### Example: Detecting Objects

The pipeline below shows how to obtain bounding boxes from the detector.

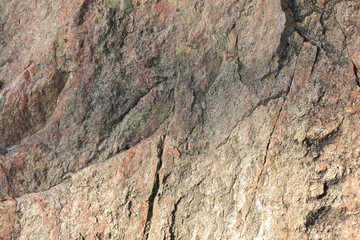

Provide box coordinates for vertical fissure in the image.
[142,136,165,240]
[169,197,183,240]
[241,0,306,234]
[310,47,320,75]
[353,62,360,87]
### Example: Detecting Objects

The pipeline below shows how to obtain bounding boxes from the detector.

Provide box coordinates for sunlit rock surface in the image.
[0,0,359,239]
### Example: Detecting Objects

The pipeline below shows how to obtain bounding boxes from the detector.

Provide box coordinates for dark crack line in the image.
[218,0,313,150]
[304,117,344,160]
[142,135,165,240]
[241,98,284,236]
[305,206,331,231]
[216,88,288,149]
[216,31,306,150]
[310,46,320,75]
[169,197,183,240]
[353,62,360,87]
[241,38,304,235]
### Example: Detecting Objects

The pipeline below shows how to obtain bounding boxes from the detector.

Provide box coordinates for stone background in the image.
[0,0,359,239]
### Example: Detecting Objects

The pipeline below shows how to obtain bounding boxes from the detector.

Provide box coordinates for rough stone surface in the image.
[0,0,359,239]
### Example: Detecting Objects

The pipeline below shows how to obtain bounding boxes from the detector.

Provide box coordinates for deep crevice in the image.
[142,136,165,240]
[74,0,93,26]
[311,47,321,75]
[278,0,297,71]
[303,118,343,155]
[305,206,331,231]
[353,62,360,87]
[169,197,183,240]
[278,0,319,74]
[316,183,328,200]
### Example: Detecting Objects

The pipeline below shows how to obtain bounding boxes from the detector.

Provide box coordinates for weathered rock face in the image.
[0,0,359,239]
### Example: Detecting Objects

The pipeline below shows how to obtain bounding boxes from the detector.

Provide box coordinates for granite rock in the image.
[0,0,359,239]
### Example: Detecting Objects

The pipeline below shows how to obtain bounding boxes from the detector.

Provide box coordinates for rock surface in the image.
[0,0,359,239]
